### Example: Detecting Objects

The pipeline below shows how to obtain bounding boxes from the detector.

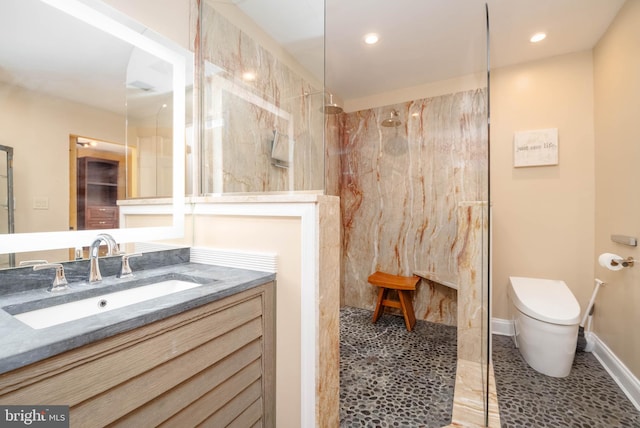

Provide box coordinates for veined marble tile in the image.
[198,3,325,193]
[325,114,342,197]
[340,90,488,325]
[457,202,490,362]
[317,196,341,427]
[450,359,501,428]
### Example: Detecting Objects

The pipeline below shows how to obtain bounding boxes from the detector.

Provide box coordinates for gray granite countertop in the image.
[0,261,275,374]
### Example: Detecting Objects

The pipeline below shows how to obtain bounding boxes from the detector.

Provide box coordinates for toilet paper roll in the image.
[598,252,624,271]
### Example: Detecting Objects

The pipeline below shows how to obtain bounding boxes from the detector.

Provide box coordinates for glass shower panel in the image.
[478,3,490,426]
[480,4,491,424]
[483,3,491,422]
[198,0,325,194]
[450,1,490,421]
[326,0,490,424]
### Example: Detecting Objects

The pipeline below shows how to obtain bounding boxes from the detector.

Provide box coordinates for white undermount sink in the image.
[13,280,202,330]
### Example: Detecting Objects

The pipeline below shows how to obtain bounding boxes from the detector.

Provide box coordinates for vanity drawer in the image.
[86,207,118,228]
[87,207,117,219]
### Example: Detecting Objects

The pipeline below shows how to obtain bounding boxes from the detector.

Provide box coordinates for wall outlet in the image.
[33,197,49,210]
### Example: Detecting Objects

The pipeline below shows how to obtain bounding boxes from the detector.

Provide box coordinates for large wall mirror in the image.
[0,0,189,264]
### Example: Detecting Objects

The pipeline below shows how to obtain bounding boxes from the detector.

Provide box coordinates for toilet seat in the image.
[509,276,580,325]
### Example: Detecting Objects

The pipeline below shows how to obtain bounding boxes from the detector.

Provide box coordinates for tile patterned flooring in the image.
[493,334,640,427]
[340,306,640,427]
[340,306,457,427]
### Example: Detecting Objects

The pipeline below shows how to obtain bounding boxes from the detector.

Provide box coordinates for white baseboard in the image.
[589,332,640,412]
[492,317,640,411]
[492,317,514,336]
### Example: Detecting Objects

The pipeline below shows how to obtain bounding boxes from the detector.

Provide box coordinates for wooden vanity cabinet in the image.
[0,281,275,427]
[77,157,119,230]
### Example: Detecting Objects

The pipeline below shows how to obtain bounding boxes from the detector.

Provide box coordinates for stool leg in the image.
[372,287,387,323]
[398,290,416,331]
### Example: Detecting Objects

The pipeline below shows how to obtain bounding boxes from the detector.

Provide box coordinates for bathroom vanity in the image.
[0,250,275,427]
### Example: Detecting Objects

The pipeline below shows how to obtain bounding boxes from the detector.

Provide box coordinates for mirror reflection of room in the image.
[0,0,176,241]
[0,0,190,268]
[72,137,129,231]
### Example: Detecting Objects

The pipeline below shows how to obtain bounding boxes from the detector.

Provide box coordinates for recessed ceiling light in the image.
[530,32,546,43]
[364,33,379,45]
[242,71,257,81]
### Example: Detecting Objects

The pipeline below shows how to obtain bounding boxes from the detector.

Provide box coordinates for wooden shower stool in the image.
[368,271,420,331]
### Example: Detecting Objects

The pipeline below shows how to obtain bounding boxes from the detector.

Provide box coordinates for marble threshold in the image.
[445,359,501,428]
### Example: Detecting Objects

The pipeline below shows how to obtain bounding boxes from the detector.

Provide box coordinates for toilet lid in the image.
[509,276,581,325]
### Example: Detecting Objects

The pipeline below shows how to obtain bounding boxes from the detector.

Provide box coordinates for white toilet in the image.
[508,276,581,377]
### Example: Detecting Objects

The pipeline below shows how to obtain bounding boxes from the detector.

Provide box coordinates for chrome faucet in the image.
[88,233,119,282]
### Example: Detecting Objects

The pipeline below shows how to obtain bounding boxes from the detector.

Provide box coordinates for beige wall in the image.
[491,51,596,319]
[192,214,302,428]
[593,0,640,378]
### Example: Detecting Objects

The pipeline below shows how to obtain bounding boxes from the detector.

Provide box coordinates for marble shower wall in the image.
[340,89,488,325]
[325,113,342,197]
[199,3,325,193]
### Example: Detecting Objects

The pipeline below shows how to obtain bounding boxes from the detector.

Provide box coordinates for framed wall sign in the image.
[513,128,558,167]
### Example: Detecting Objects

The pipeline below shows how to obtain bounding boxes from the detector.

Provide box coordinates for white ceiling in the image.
[0,0,627,116]
[238,0,627,102]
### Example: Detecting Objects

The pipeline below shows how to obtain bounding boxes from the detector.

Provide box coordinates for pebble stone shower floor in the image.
[339,306,640,427]
[340,306,457,427]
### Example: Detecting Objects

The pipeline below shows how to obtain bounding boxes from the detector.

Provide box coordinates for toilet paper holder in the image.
[611,256,635,268]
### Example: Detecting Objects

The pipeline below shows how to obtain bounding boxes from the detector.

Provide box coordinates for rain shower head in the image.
[324,103,344,114]
[322,93,343,115]
[381,109,401,127]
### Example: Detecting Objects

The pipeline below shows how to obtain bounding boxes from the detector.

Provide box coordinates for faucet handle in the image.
[117,253,142,279]
[33,263,69,292]
[109,243,122,256]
